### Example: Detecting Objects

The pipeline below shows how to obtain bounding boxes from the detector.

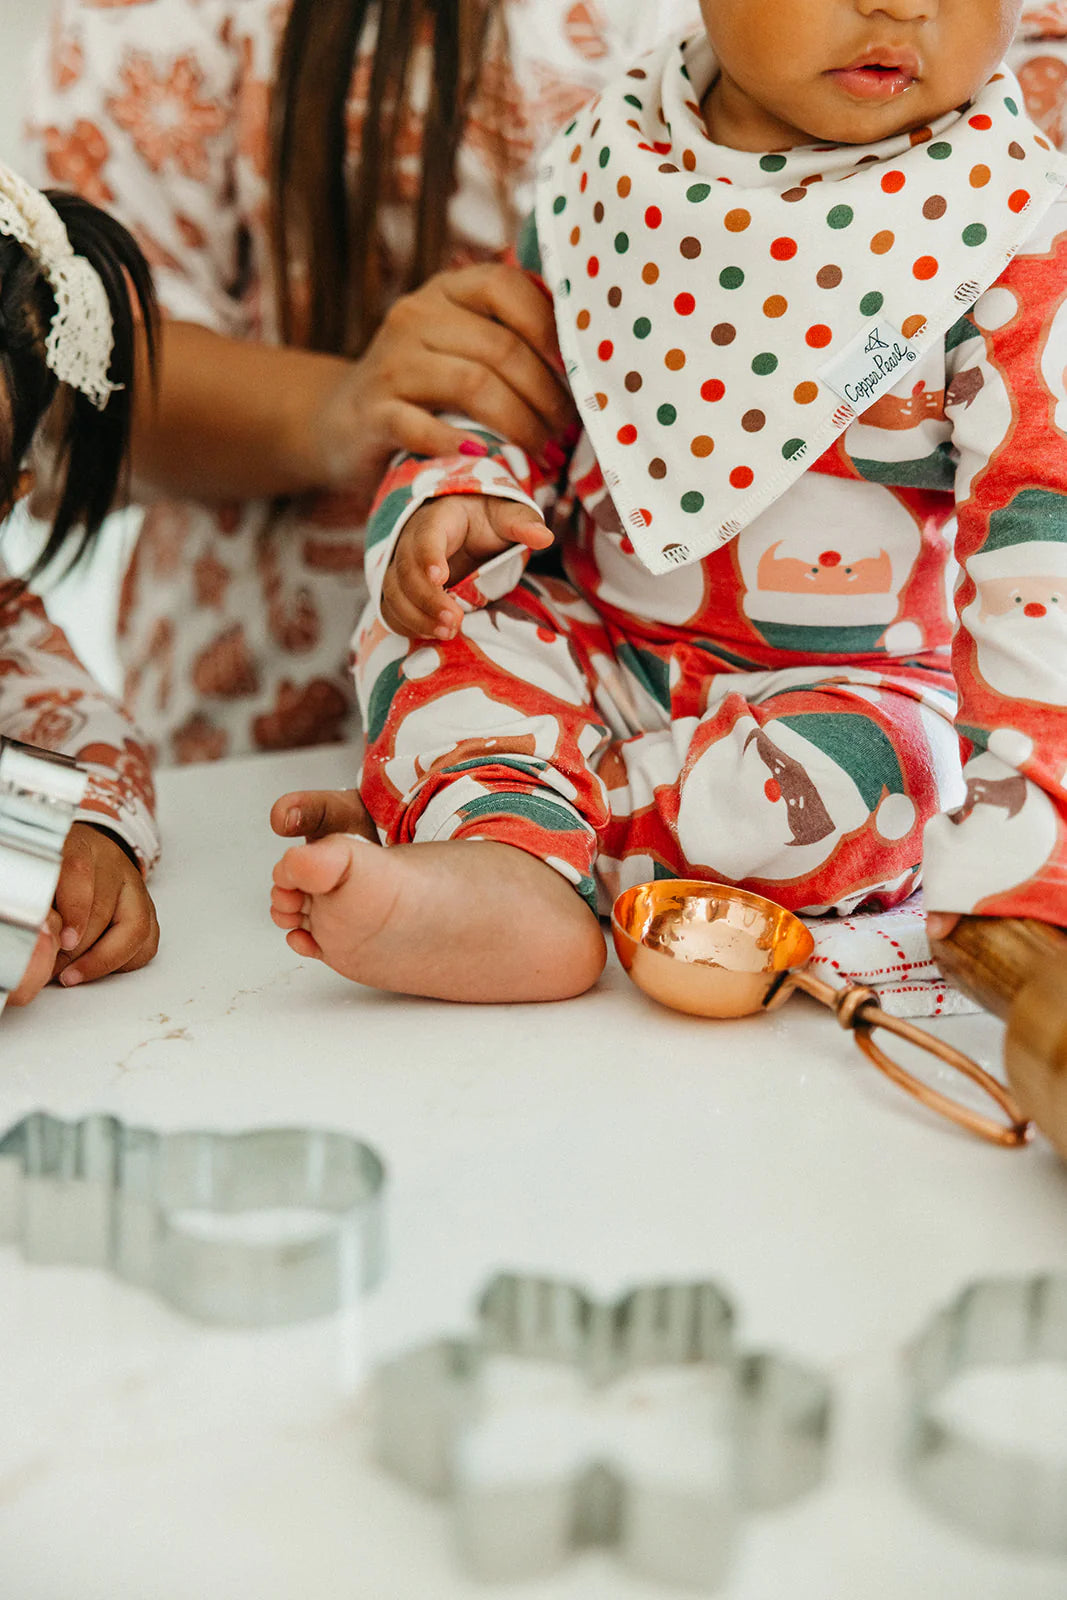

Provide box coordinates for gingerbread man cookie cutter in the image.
[0,737,88,1015]
[0,1112,387,1324]
[904,1274,1067,1557]
[376,1272,831,1590]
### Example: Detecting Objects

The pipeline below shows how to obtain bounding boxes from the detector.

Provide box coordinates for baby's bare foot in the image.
[270,788,379,843]
[270,836,605,1002]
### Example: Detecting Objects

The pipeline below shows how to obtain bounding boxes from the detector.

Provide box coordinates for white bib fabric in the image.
[536,38,1067,575]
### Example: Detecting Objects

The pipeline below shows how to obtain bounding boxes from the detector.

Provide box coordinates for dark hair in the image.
[0,188,158,582]
[270,0,499,358]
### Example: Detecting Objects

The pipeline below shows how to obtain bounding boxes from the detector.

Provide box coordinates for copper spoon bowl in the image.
[612,880,1032,1149]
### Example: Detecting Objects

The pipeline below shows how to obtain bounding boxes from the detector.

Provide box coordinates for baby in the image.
[272,0,1067,1003]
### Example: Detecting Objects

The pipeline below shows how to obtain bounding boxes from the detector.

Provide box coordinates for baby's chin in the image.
[776,88,974,150]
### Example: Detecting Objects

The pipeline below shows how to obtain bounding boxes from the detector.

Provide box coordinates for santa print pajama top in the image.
[356,63,1067,926]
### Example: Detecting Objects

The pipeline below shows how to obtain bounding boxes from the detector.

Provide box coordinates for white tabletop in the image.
[0,745,1065,1600]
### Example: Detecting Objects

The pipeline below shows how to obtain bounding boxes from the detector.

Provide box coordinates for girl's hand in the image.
[299,264,575,510]
[50,824,160,990]
[381,495,553,639]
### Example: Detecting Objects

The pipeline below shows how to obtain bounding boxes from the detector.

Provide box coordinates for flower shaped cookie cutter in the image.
[904,1274,1067,1556]
[0,1112,387,1324]
[0,737,88,1016]
[376,1272,832,1590]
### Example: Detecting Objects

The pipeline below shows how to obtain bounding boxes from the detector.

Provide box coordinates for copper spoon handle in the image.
[787,970,1033,1149]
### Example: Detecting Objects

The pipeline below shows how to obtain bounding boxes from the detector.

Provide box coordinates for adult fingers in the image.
[271,789,376,842]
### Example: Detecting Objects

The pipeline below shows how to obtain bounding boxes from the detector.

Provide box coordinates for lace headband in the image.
[0,163,116,411]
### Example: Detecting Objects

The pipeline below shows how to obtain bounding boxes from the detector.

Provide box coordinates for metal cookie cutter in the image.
[0,737,88,1015]
[376,1273,831,1590]
[0,1112,386,1325]
[904,1275,1067,1556]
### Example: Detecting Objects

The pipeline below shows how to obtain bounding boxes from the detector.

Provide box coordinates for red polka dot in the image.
[587,256,600,277]
[674,292,696,315]
[771,237,798,260]
[969,114,992,130]
[730,466,754,490]
[1009,189,1031,213]
[882,170,906,194]
[806,324,833,349]
[617,424,638,445]
[913,255,938,280]
[645,205,663,228]
[764,778,782,803]
[579,172,588,193]
[597,339,614,361]
[701,378,726,402]
[639,508,653,526]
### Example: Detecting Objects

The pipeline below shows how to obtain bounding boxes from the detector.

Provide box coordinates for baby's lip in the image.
[834,45,921,79]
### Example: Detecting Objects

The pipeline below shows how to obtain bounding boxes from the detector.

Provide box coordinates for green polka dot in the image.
[624,94,643,110]
[564,120,578,137]
[633,316,652,339]
[553,196,567,214]
[719,266,745,290]
[782,438,806,460]
[752,352,779,376]
[859,291,884,316]
[657,404,678,426]
[760,154,787,172]
[686,182,712,203]
[614,232,630,254]
[827,205,854,229]
[928,141,952,160]
[1005,96,1019,115]
[962,222,987,246]
[559,278,571,297]
[681,491,705,514]
[598,148,611,168]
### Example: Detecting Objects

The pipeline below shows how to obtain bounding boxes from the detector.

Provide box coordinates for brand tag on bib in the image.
[821,320,921,410]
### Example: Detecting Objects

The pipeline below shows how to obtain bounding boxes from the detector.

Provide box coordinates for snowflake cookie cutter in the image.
[0,1112,387,1325]
[904,1274,1067,1557]
[376,1272,832,1590]
[0,738,88,1016]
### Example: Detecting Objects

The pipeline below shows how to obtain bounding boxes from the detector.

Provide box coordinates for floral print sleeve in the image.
[0,581,159,872]
[25,0,245,335]
[923,208,1067,920]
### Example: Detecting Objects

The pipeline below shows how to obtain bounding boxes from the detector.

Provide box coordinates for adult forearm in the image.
[132,322,348,504]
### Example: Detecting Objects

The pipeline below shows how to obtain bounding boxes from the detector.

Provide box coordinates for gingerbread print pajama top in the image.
[23,1,1067,766]
[355,42,1067,926]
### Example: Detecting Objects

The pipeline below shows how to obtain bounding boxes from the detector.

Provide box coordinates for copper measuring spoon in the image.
[611,880,1032,1149]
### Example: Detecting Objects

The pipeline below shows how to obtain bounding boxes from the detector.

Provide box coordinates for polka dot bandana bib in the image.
[536,37,1067,575]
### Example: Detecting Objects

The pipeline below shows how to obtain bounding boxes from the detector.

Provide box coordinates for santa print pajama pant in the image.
[356,572,961,918]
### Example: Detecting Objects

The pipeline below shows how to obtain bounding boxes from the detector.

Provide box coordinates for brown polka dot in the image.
[628,67,648,79]
[902,314,927,340]
[617,176,632,198]
[794,381,819,405]
[763,294,788,318]
[576,309,591,330]
[817,264,843,288]
[590,119,601,138]
[625,371,643,392]
[923,195,947,219]
[659,163,680,174]
[801,173,823,186]
[607,286,622,308]
[691,435,715,457]
[682,149,697,170]
[680,236,702,259]
[649,457,667,479]
[871,230,895,255]
[725,208,752,232]
[570,225,581,246]
[665,348,686,371]
[711,323,737,346]
[782,187,808,202]
[593,201,605,223]
[742,410,766,433]
[1009,141,1026,160]
[642,262,660,285]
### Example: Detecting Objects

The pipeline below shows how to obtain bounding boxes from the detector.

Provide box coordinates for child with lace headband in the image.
[0,164,161,1006]
[272,0,1067,1003]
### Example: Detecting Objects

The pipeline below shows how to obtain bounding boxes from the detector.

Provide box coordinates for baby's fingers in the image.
[489,501,554,553]
[59,881,158,987]
[53,830,96,952]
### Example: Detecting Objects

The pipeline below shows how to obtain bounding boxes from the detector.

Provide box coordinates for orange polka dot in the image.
[595,392,609,410]
[763,295,788,318]
[871,230,895,255]
[794,381,819,405]
[665,348,687,371]
[569,225,581,246]
[569,144,582,164]
[913,255,938,280]
[691,435,715,457]
[724,208,752,232]
[617,176,632,197]
[682,149,697,170]
[970,164,991,188]
[902,315,927,340]
[642,262,660,285]
[806,324,833,349]
[576,309,591,330]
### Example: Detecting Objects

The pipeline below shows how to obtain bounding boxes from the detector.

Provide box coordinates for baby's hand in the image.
[381,494,553,639]
[49,823,160,991]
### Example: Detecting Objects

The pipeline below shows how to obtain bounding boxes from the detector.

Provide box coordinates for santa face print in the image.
[924,748,1060,909]
[962,494,1067,705]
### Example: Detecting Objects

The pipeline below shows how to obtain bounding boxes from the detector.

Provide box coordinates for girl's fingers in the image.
[423,299,573,436]
[399,351,553,462]
[59,887,158,987]
[444,264,570,391]
[386,401,490,464]
[53,832,95,950]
